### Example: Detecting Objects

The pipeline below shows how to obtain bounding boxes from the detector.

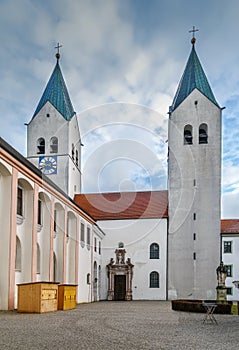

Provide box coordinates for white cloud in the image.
[222,191,239,218]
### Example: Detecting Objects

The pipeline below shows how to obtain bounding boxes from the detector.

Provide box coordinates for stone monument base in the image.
[216,286,227,304]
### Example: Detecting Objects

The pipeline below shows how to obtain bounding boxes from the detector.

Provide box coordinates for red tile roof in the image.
[74,190,168,221]
[74,191,239,233]
[221,219,239,234]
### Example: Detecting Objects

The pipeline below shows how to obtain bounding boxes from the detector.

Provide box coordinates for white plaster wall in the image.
[66,212,77,284]
[93,227,104,301]
[27,103,69,157]
[17,176,34,283]
[77,220,92,303]
[68,114,81,197]
[53,202,65,283]
[37,192,51,282]
[168,90,221,300]
[98,218,167,300]
[0,162,12,310]
[222,236,239,301]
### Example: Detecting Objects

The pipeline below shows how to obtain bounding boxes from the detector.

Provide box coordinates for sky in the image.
[1,0,239,218]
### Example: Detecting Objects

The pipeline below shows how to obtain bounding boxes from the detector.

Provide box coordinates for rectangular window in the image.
[193,233,196,241]
[54,210,57,232]
[193,213,196,220]
[224,241,232,253]
[17,187,23,216]
[99,241,101,255]
[94,238,97,252]
[193,252,196,260]
[80,223,85,242]
[38,199,42,225]
[87,227,91,249]
[226,287,233,295]
[225,265,233,277]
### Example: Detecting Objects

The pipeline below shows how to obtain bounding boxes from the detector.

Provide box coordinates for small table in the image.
[202,302,218,325]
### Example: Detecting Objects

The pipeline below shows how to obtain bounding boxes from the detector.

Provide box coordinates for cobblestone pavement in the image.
[0,301,239,350]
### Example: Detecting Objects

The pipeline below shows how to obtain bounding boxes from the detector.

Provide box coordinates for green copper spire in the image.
[32,49,75,121]
[170,39,219,112]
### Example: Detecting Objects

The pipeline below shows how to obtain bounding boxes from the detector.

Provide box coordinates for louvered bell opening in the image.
[184,130,193,145]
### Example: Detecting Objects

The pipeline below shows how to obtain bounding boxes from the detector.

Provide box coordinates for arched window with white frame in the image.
[150,243,160,259]
[149,271,160,288]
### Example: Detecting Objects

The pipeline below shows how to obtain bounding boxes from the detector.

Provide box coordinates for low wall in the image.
[171,299,232,314]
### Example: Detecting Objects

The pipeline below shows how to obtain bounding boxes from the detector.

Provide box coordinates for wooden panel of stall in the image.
[17,282,59,313]
[58,284,77,310]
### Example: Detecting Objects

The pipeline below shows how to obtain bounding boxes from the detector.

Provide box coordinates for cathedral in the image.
[1,36,239,311]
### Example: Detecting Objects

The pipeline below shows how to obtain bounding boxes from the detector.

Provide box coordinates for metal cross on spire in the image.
[55,42,62,61]
[189,26,199,45]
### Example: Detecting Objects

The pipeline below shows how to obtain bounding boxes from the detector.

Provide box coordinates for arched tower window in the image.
[150,243,160,259]
[37,138,45,154]
[149,271,159,288]
[50,137,58,153]
[184,125,193,145]
[199,123,208,144]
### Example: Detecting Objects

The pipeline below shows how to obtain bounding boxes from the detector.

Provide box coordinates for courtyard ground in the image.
[0,301,239,349]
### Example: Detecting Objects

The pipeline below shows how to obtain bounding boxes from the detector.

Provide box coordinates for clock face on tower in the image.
[39,156,57,175]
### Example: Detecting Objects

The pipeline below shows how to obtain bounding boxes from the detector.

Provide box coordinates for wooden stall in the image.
[17,282,59,313]
[58,284,77,310]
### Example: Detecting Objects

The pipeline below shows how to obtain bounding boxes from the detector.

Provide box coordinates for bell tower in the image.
[27,45,82,198]
[168,31,221,299]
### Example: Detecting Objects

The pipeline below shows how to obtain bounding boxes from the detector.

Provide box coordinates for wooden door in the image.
[114,275,126,301]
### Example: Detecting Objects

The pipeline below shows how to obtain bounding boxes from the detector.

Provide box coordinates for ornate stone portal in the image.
[107,248,134,301]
